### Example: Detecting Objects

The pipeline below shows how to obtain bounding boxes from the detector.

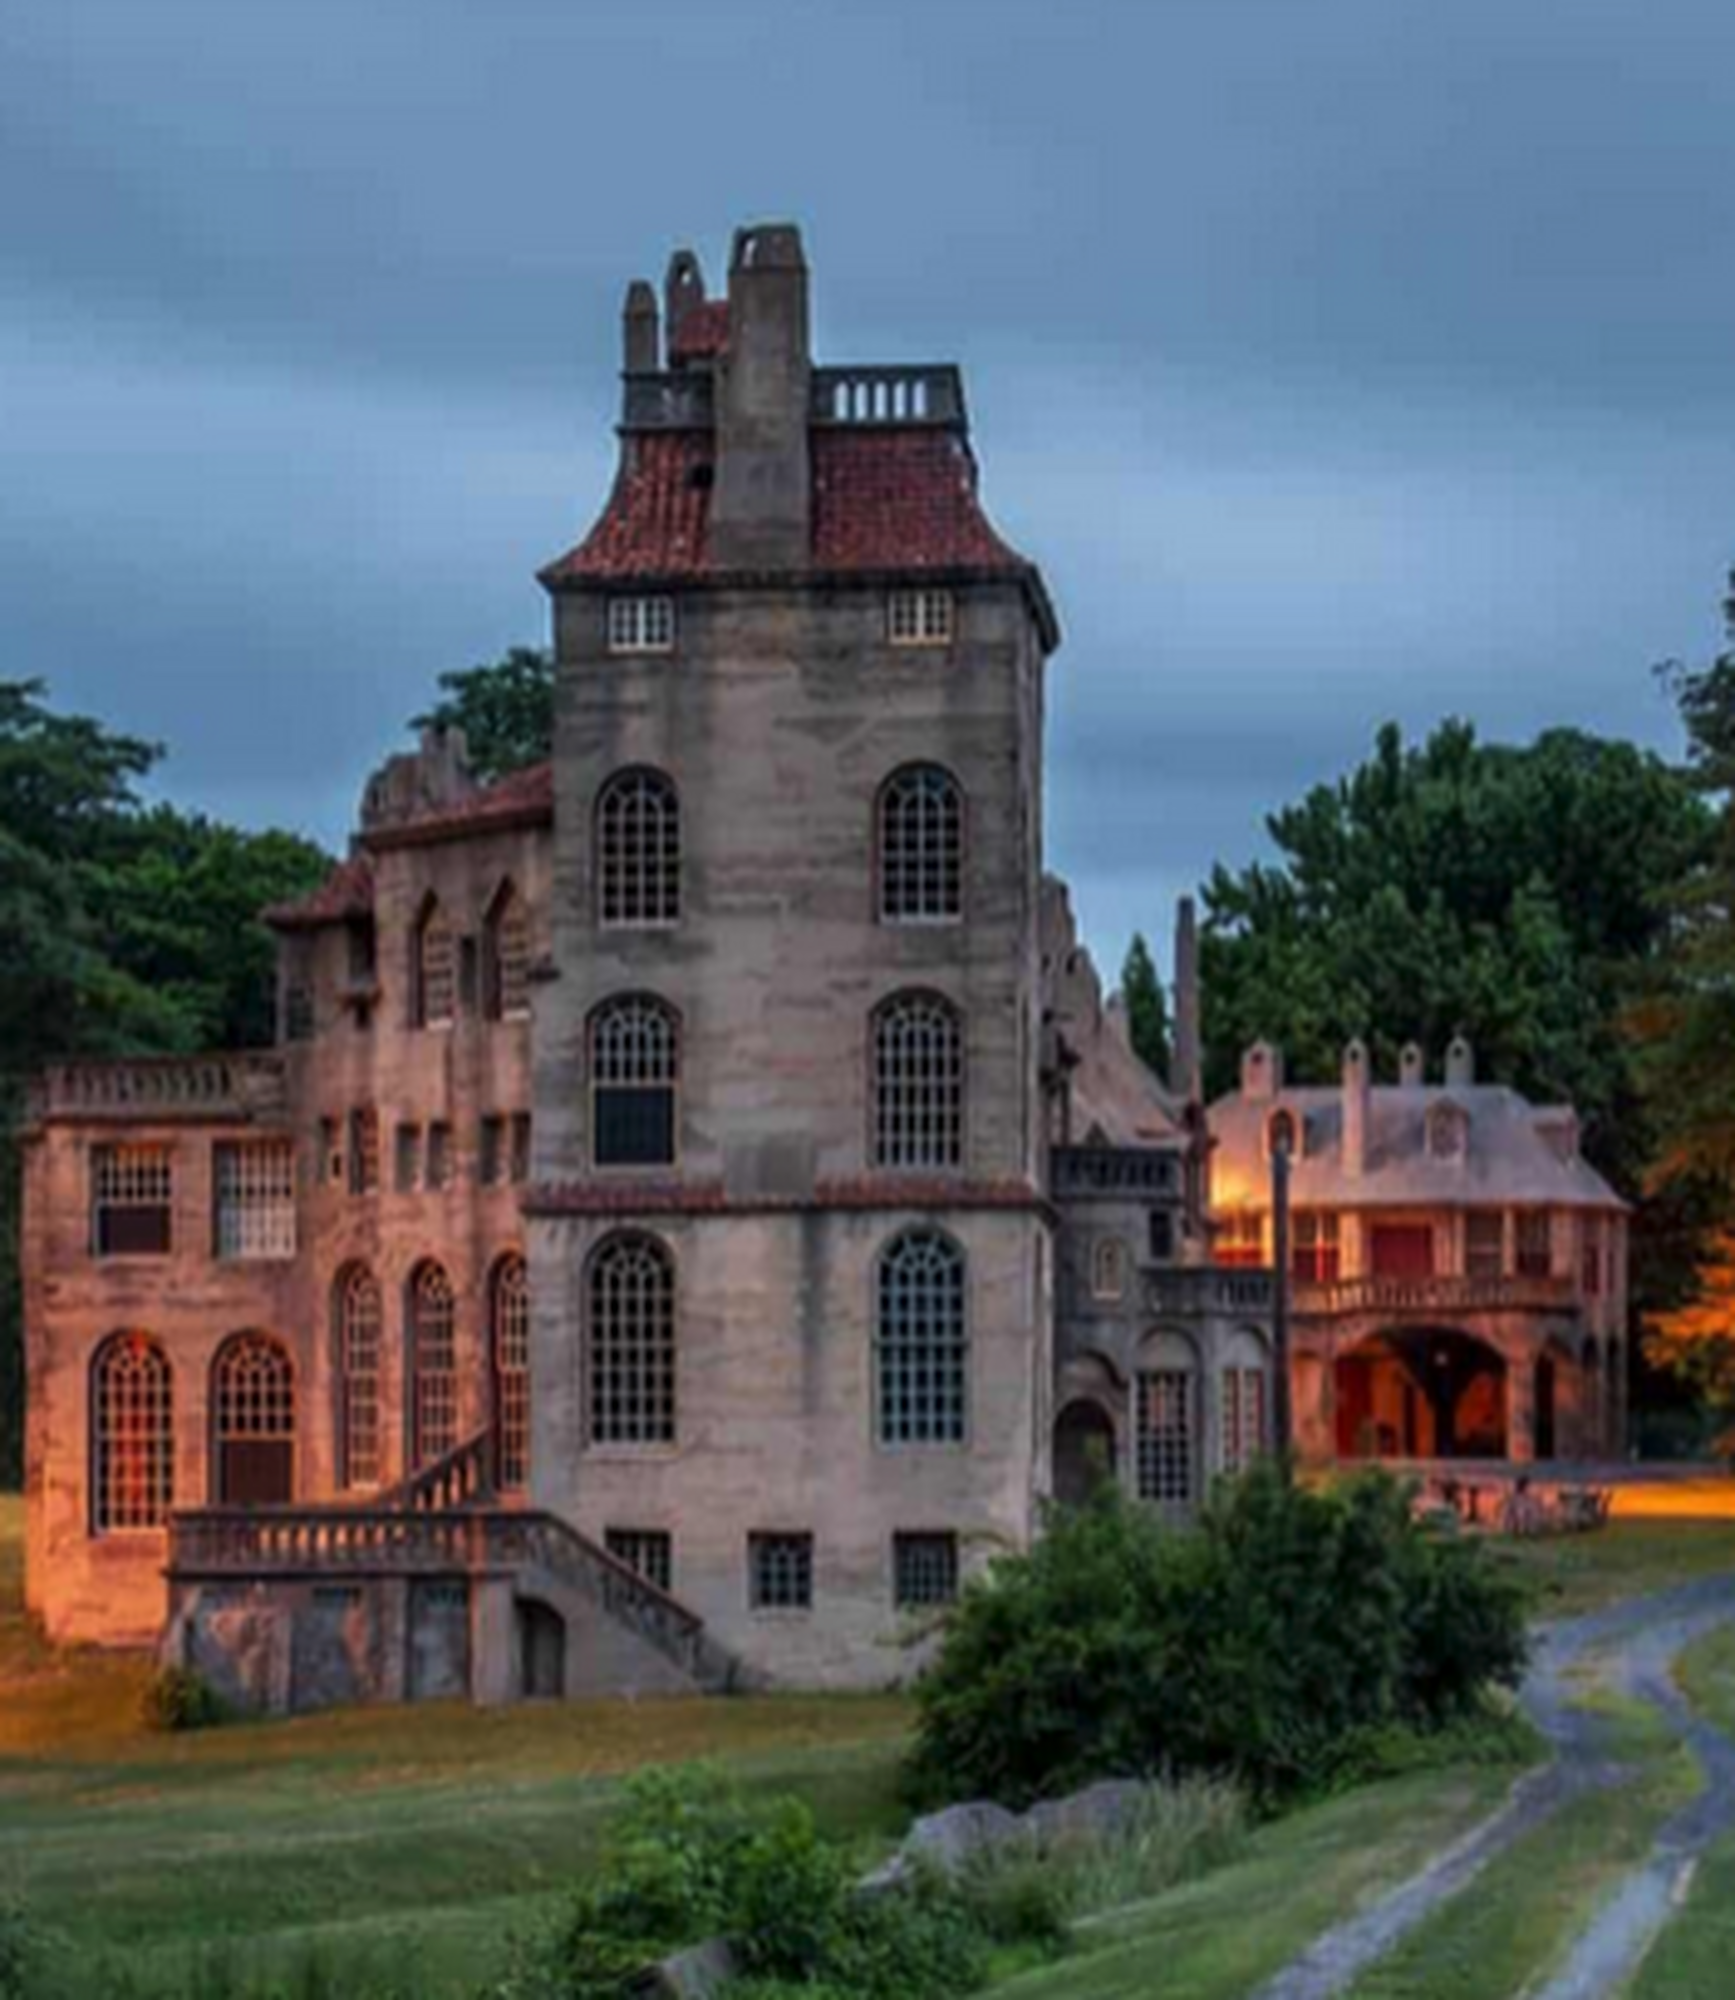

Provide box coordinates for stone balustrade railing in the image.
[812,364,966,429]
[1144,1266,1275,1317]
[1050,1145,1180,1200]
[28,1052,287,1124]
[1293,1273,1578,1317]
[386,1430,497,1513]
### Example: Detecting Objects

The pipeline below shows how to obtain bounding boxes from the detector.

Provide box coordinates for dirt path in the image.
[1249,1574,1735,2000]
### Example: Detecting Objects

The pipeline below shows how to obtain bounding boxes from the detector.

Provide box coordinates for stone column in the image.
[1508,1353,1536,1464]
[471,1577,519,1707]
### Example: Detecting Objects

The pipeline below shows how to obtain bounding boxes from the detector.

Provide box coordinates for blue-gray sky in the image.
[4,0,1732,979]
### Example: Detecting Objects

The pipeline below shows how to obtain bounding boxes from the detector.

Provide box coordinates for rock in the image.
[901,1800,1023,1873]
[639,1936,737,1998]
[1020,1779,1150,1853]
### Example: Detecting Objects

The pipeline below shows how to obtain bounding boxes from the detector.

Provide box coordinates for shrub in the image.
[907,1463,1528,1808]
[140,1664,226,1733]
[0,1895,38,2000]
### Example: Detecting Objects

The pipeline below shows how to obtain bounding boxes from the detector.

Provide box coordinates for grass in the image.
[1494,1518,1735,1619]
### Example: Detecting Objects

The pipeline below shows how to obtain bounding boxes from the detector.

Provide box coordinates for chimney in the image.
[710,222,812,570]
[1445,1035,1475,1088]
[664,249,705,356]
[1241,1041,1283,1103]
[1342,1039,1370,1178]
[1399,1042,1425,1089]
[622,279,659,376]
[1172,897,1201,1103]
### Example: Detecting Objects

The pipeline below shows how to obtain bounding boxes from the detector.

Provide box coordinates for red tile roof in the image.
[668,300,730,360]
[539,427,1042,595]
[361,759,555,851]
[263,854,375,931]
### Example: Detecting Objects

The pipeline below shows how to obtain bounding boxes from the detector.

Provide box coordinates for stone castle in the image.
[19,225,1628,1710]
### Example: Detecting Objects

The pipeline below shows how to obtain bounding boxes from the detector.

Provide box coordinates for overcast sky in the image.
[4,0,1732,980]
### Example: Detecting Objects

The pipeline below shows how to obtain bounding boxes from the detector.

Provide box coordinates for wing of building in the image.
[18,224,1622,1713]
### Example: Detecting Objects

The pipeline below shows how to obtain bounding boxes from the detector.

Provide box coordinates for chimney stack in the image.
[622,279,659,376]
[664,249,705,356]
[1445,1035,1475,1088]
[1172,897,1201,1104]
[1241,1041,1283,1103]
[1342,1039,1370,1177]
[711,222,812,570]
[1399,1042,1425,1089]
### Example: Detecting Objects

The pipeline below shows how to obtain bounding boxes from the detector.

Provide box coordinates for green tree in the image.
[412,644,554,783]
[1119,932,1172,1080]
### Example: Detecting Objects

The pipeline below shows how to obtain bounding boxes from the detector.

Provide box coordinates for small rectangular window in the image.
[1466,1212,1505,1280]
[607,595,676,654]
[91,1145,174,1257]
[1516,1210,1552,1279]
[479,1116,504,1188]
[319,1117,344,1186]
[510,1112,532,1185]
[893,1532,959,1609]
[348,1108,379,1195]
[395,1123,421,1193]
[1148,1209,1176,1264]
[213,1141,297,1260]
[426,1122,451,1189]
[1291,1211,1341,1285]
[284,982,315,1042]
[749,1533,814,1612]
[605,1528,673,1595]
[888,589,954,647]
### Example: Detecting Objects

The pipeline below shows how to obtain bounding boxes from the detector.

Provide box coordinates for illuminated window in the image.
[414,900,456,1028]
[888,589,953,647]
[335,1265,382,1491]
[1216,1210,1264,1269]
[1291,1211,1340,1285]
[491,1254,531,1492]
[91,1145,173,1257]
[408,1262,458,1468]
[484,883,533,1020]
[91,1333,173,1532]
[607,595,676,654]
[597,769,681,928]
[588,1234,675,1446]
[211,1333,296,1505]
[213,1141,297,1260]
[872,992,964,1170]
[879,765,964,923]
[590,995,679,1167]
[750,1532,813,1611]
[876,1230,967,1445]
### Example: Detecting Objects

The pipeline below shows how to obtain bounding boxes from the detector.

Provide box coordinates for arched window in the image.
[1135,1332,1198,1515]
[414,898,457,1028]
[483,883,533,1021]
[878,764,964,924]
[588,1234,675,1445]
[91,1333,173,1532]
[872,992,964,1170]
[1220,1330,1270,1476]
[590,995,679,1167]
[597,769,681,928]
[1090,1236,1128,1302]
[491,1253,531,1491]
[408,1262,457,1468]
[211,1332,296,1505]
[335,1265,382,1491]
[876,1230,968,1445]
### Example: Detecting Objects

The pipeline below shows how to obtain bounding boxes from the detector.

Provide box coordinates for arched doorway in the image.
[518,1599,566,1699]
[1053,1399,1117,1507]
[1335,1328,1508,1460]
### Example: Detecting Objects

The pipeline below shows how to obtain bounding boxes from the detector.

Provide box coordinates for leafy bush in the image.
[0,1895,38,2000]
[907,1463,1528,1808]
[140,1664,227,1733]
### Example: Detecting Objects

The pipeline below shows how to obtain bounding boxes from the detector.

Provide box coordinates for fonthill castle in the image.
[19,226,1630,1711]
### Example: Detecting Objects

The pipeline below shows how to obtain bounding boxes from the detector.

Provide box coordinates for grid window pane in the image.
[348,1107,380,1195]
[1136,1367,1196,1511]
[893,1532,959,1609]
[879,765,964,924]
[1291,1210,1341,1285]
[92,1145,173,1257]
[876,1230,968,1445]
[591,996,678,1167]
[888,589,954,646]
[213,1333,296,1505]
[410,1263,458,1468]
[214,1141,296,1260]
[588,1235,675,1445]
[750,1533,814,1611]
[92,1333,173,1531]
[1467,1212,1505,1279]
[485,887,533,1019]
[417,904,457,1027]
[872,993,963,1170]
[1516,1210,1552,1278]
[605,1528,673,1594]
[607,595,676,654]
[597,770,681,927]
[491,1255,531,1492]
[1220,1365,1268,1475]
[336,1265,382,1490]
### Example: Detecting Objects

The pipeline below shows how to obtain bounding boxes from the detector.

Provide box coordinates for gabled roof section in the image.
[264,854,375,931]
[360,759,554,852]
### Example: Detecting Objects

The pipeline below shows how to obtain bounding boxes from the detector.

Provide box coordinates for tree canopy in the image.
[1118,933,1172,1081]
[412,645,554,784]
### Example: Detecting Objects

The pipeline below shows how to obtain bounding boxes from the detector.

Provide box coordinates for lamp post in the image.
[1270,1121,1295,1467]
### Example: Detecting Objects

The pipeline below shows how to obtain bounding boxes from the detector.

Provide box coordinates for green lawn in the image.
[1495,1519,1735,1620]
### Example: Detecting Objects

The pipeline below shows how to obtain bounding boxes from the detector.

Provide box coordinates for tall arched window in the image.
[1136,1332,1199,1516]
[872,992,963,1170]
[878,764,964,924]
[335,1265,382,1491]
[1219,1329,1270,1477]
[590,995,679,1167]
[876,1230,968,1444]
[414,898,457,1028]
[211,1332,296,1505]
[491,1253,531,1491]
[597,768,681,928]
[588,1234,675,1445]
[483,882,533,1021]
[91,1332,173,1532]
[408,1261,458,1467]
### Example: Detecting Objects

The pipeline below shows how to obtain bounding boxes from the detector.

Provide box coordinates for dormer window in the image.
[1266,1109,1297,1159]
[607,595,675,654]
[889,589,953,648]
[1427,1102,1469,1162]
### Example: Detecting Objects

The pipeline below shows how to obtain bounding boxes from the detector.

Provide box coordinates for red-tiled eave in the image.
[263,854,375,931]
[521,1176,1054,1221]
[361,761,555,853]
